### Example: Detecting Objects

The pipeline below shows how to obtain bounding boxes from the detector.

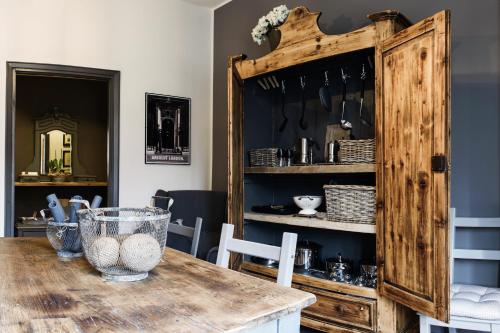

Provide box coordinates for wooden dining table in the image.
[0,238,315,332]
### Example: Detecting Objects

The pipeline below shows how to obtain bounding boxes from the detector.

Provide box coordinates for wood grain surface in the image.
[243,164,375,175]
[234,7,377,80]
[0,238,315,333]
[226,54,245,270]
[15,182,108,187]
[243,212,376,234]
[376,10,450,322]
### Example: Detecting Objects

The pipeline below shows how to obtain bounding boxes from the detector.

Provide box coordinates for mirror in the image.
[40,130,72,174]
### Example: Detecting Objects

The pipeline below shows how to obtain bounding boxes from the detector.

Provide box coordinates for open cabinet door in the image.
[376,11,451,321]
[227,55,245,269]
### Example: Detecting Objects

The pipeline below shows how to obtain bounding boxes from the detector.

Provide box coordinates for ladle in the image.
[340,68,352,130]
[359,64,372,127]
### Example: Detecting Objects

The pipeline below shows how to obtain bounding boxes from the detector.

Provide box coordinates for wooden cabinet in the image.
[228,6,451,331]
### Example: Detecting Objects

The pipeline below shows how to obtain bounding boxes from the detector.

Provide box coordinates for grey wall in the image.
[214,2,500,332]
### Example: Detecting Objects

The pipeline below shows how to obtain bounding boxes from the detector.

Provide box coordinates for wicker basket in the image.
[249,148,280,167]
[324,185,375,224]
[337,139,375,164]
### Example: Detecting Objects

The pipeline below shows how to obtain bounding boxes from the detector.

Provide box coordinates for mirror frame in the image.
[26,110,87,175]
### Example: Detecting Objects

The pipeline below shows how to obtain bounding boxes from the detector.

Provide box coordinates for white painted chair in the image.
[168,218,203,257]
[216,223,297,287]
[419,209,500,333]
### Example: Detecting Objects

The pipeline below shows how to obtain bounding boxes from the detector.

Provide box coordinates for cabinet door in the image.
[376,11,450,321]
[227,55,245,269]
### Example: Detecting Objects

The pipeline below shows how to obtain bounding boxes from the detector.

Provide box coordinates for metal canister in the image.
[327,141,335,163]
[296,138,309,164]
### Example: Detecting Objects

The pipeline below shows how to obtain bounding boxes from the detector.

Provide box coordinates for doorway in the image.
[5,62,120,237]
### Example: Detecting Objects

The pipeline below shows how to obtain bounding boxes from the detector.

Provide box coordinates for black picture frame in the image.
[62,150,71,168]
[63,133,71,147]
[145,93,191,165]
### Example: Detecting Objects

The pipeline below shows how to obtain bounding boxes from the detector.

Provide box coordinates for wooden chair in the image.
[216,223,297,287]
[168,218,203,257]
[419,209,500,333]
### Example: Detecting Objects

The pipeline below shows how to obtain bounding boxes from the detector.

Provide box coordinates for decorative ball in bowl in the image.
[78,207,171,281]
[293,195,323,215]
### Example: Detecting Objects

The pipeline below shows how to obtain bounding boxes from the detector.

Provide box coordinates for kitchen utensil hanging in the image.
[278,80,288,132]
[319,71,332,113]
[257,75,280,90]
[299,76,308,130]
[340,68,352,130]
[359,64,372,127]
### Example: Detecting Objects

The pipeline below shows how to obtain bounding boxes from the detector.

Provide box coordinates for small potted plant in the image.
[48,158,67,182]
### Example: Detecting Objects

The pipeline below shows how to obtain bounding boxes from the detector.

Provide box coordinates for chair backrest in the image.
[216,223,297,287]
[451,208,500,283]
[168,218,203,257]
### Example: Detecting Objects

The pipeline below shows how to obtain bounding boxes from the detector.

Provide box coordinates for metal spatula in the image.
[299,76,308,130]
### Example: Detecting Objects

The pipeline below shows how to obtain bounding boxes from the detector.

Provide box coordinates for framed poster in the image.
[145,93,191,165]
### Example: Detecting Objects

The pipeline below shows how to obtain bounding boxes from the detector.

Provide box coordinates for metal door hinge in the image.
[431,155,449,172]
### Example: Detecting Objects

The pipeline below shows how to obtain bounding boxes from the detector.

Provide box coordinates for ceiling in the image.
[181,0,231,9]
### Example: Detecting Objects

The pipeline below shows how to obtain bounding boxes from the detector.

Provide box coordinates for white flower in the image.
[250,5,289,46]
[266,11,279,26]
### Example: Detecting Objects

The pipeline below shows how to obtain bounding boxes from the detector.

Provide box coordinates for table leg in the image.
[278,311,301,333]
[244,311,301,333]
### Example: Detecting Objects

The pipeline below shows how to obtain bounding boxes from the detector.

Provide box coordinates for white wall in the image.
[0,0,213,236]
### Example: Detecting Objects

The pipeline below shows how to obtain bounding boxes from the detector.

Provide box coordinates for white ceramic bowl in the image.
[293,195,323,215]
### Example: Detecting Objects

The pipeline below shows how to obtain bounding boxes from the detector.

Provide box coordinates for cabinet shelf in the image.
[15,181,108,187]
[244,164,375,175]
[244,212,376,234]
[241,261,377,300]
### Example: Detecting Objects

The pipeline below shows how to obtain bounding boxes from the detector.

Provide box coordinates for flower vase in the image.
[267,29,281,51]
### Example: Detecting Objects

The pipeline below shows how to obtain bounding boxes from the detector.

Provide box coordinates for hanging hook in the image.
[341,68,350,83]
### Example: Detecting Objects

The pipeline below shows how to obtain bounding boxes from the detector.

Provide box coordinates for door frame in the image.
[4,62,120,237]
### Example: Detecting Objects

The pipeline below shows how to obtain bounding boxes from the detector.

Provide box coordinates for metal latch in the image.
[431,155,448,172]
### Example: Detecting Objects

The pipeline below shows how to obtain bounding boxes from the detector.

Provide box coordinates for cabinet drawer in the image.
[301,316,370,333]
[242,268,376,331]
[297,285,376,331]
